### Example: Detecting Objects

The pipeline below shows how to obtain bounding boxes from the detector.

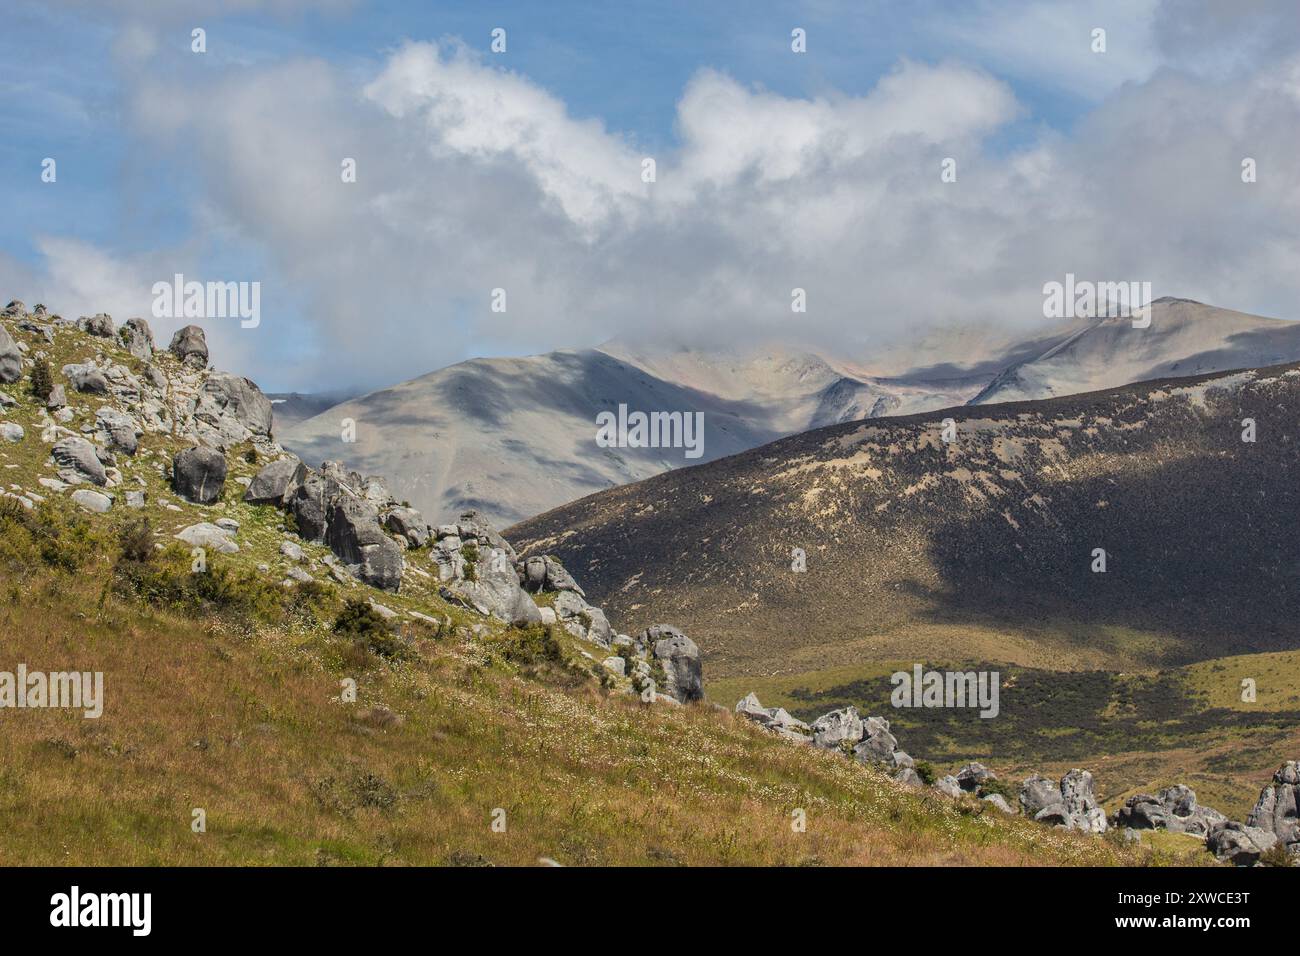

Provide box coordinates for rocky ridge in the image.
[0,299,701,704]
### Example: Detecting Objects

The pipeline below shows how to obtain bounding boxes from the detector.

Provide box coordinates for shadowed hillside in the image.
[510,363,1300,678]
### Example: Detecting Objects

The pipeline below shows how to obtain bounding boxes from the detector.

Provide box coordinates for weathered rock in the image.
[192,371,273,447]
[1,300,25,318]
[1019,774,1064,817]
[1060,769,1108,833]
[1246,759,1300,851]
[174,522,239,554]
[644,624,702,703]
[956,762,995,792]
[934,775,964,799]
[71,489,112,513]
[324,495,404,591]
[810,706,864,750]
[95,406,140,455]
[279,539,303,561]
[77,313,115,337]
[51,436,107,486]
[243,457,301,506]
[602,656,626,677]
[735,692,812,741]
[853,715,899,765]
[1115,785,1226,838]
[982,793,1016,814]
[1207,821,1278,866]
[0,325,20,384]
[172,446,227,504]
[169,325,208,367]
[384,506,430,548]
[46,384,66,409]
[457,510,517,563]
[62,363,109,394]
[894,768,924,788]
[124,490,146,509]
[119,317,154,360]
[0,422,23,442]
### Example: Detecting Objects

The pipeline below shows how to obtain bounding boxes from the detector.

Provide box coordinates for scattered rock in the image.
[279,540,304,561]
[934,775,964,799]
[0,325,20,383]
[172,446,227,504]
[956,762,995,793]
[1207,821,1278,866]
[0,422,23,442]
[982,793,1016,814]
[125,490,146,509]
[70,489,112,513]
[51,436,107,486]
[1059,769,1108,833]
[384,506,430,548]
[174,522,239,554]
[1114,785,1226,838]
[120,318,154,360]
[1246,759,1299,854]
[95,406,140,455]
[324,495,404,591]
[76,313,115,337]
[62,363,108,394]
[191,371,273,448]
[810,706,864,750]
[46,384,66,409]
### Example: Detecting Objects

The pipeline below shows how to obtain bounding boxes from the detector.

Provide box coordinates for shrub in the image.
[29,358,53,401]
[333,599,408,660]
[914,760,937,786]
[117,517,154,564]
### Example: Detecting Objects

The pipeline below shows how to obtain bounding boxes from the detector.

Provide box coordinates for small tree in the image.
[30,358,53,401]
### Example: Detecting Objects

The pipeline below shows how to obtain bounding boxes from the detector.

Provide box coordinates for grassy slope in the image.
[0,317,1159,866]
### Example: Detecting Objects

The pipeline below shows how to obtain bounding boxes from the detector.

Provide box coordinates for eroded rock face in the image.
[1207,821,1277,866]
[325,495,404,591]
[956,762,996,793]
[1246,759,1300,853]
[644,624,702,703]
[0,325,21,383]
[458,547,542,624]
[77,313,114,337]
[169,325,209,367]
[1115,785,1226,838]
[120,317,155,360]
[192,371,273,448]
[383,506,430,549]
[810,706,864,750]
[243,457,301,506]
[51,436,107,486]
[735,692,811,743]
[1059,769,1108,834]
[95,406,140,456]
[172,446,227,504]
[853,716,899,765]
[1019,774,1064,817]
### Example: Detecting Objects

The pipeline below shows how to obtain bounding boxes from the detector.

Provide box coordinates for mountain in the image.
[509,362,1300,680]
[267,390,360,430]
[282,299,1299,528]
[971,297,1300,404]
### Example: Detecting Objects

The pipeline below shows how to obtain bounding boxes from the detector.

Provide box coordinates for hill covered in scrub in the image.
[0,298,1158,867]
[509,363,1300,679]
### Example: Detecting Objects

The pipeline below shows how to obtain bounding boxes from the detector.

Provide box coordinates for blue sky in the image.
[2,1,1298,390]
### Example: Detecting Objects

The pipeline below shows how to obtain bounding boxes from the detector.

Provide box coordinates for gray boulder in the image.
[810,706,864,750]
[1246,759,1299,851]
[46,384,66,409]
[77,313,115,337]
[644,624,703,703]
[956,762,996,792]
[982,793,1016,814]
[934,775,964,799]
[853,715,899,765]
[458,547,541,624]
[169,325,208,367]
[172,446,227,504]
[0,325,20,383]
[1060,768,1108,833]
[120,317,155,360]
[457,510,517,562]
[192,371,273,447]
[95,406,140,455]
[51,436,107,486]
[62,363,108,394]
[735,692,811,742]
[1116,785,1225,838]
[324,495,404,591]
[1,300,25,318]
[71,489,112,513]
[1207,821,1278,866]
[174,522,239,554]
[243,457,301,506]
[1019,773,1065,817]
[384,506,429,549]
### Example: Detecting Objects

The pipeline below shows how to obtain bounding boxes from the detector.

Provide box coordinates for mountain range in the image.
[281,298,1300,527]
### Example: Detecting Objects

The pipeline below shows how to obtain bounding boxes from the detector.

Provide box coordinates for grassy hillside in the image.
[0,309,1158,866]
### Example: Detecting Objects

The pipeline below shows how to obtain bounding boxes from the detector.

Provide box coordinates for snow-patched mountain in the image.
[971,298,1300,405]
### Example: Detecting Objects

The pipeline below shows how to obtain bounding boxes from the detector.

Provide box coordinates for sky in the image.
[1,0,1298,392]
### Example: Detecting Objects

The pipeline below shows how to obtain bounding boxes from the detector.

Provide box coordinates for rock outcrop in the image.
[169,325,209,367]
[1245,759,1299,858]
[1114,785,1226,838]
[644,624,702,703]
